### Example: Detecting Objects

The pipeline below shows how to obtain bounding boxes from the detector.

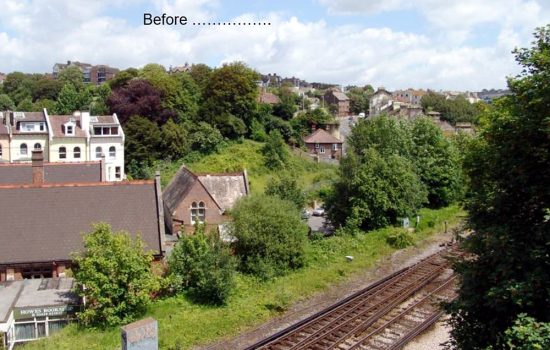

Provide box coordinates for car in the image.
[312,207,325,216]
[348,116,354,121]
[301,209,311,220]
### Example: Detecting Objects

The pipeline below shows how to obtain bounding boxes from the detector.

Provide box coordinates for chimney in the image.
[32,150,44,185]
[81,111,90,131]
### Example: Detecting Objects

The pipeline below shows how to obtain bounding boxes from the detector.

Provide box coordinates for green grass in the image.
[22,205,465,350]
[157,140,338,197]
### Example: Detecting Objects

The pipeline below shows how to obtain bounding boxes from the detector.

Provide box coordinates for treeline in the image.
[326,115,464,232]
[420,91,486,125]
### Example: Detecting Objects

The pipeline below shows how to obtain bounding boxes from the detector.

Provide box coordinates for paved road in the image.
[338,116,355,155]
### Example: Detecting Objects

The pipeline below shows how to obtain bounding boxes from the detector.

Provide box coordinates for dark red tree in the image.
[107,79,175,125]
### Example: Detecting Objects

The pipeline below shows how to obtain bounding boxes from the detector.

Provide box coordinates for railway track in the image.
[247,246,460,350]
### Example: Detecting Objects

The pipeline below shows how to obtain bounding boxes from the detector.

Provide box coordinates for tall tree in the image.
[55,84,80,114]
[0,94,15,110]
[188,63,212,94]
[58,66,84,91]
[3,72,34,105]
[124,115,162,167]
[448,26,550,349]
[161,118,189,160]
[199,62,260,138]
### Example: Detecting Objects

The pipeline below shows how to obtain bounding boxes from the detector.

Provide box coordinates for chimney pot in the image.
[32,150,44,184]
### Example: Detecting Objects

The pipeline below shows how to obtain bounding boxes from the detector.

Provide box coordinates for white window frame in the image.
[332,143,338,151]
[20,143,28,156]
[319,146,325,154]
[109,146,116,159]
[115,166,121,179]
[59,146,67,159]
[95,146,102,158]
[73,147,81,159]
[190,201,206,225]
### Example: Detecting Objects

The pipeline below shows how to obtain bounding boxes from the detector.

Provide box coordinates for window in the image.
[34,143,41,150]
[110,127,118,135]
[191,201,206,224]
[59,146,66,159]
[319,146,325,154]
[95,146,102,158]
[115,166,121,179]
[93,126,102,135]
[109,146,116,158]
[20,143,28,156]
[315,142,319,149]
[0,144,2,157]
[40,123,45,131]
[66,125,74,135]
[332,143,338,151]
[74,147,81,159]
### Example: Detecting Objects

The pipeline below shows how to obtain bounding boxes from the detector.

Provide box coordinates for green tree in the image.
[199,62,260,138]
[73,223,159,327]
[54,84,80,114]
[58,66,84,91]
[32,98,56,112]
[230,195,309,279]
[346,86,371,115]
[0,94,15,110]
[502,314,550,350]
[326,149,427,231]
[188,63,212,94]
[272,85,298,120]
[168,226,236,305]
[410,117,462,207]
[33,78,63,101]
[124,116,162,169]
[188,122,225,155]
[108,68,138,90]
[3,72,34,105]
[161,118,189,160]
[265,174,306,209]
[448,26,550,349]
[16,97,33,111]
[261,130,289,170]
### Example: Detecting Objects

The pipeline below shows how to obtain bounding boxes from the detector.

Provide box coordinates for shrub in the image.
[230,195,309,279]
[168,225,236,305]
[385,229,415,249]
[72,223,159,327]
[265,174,306,209]
[502,314,550,350]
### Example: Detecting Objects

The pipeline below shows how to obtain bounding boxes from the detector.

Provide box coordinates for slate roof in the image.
[197,172,249,211]
[0,181,163,265]
[331,91,350,101]
[48,115,87,138]
[0,162,102,185]
[90,115,116,124]
[163,166,249,214]
[303,128,343,144]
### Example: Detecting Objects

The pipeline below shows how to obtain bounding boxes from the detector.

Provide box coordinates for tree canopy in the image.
[448,25,550,349]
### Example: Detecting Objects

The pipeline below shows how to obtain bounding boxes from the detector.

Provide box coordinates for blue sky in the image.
[0,0,549,90]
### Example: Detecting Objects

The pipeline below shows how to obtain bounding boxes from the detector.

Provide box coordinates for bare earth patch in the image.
[197,230,454,350]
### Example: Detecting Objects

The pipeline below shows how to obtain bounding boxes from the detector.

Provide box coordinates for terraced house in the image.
[0,110,125,181]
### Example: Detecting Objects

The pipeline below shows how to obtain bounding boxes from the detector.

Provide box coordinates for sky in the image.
[0,0,549,91]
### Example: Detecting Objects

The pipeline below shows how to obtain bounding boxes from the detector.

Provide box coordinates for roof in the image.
[0,162,102,185]
[48,115,87,138]
[259,92,281,105]
[303,128,343,144]
[197,172,249,211]
[90,115,116,124]
[163,166,249,214]
[14,112,46,123]
[0,181,163,265]
[0,122,8,135]
[331,91,349,101]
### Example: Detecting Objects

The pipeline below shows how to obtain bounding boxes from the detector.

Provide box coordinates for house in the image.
[427,112,455,136]
[455,122,475,134]
[0,110,125,181]
[324,89,350,117]
[303,128,343,160]
[163,166,249,235]
[369,87,393,117]
[3,111,49,162]
[52,61,119,85]
[258,92,281,105]
[393,89,427,105]
[0,151,165,282]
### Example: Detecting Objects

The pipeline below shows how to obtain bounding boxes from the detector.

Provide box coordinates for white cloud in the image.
[0,0,545,90]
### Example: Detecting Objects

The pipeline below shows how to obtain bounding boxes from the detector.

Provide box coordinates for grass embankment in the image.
[23,205,464,350]
[158,139,338,197]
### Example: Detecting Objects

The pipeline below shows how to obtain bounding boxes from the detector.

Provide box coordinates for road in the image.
[338,116,355,155]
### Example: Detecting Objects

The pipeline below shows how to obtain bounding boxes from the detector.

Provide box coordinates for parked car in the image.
[312,207,325,216]
[301,209,311,220]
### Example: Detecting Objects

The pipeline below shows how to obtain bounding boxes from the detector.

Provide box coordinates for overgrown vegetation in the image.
[230,195,309,280]
[23,206,463,350]
[447,25,550,349]
[72,223,159,328]
[168,224,236,305]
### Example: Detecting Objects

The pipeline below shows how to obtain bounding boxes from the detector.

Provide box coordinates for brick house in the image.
[0,151,165,281]
[303,128,343,159]
[258,91,281,105]
[324,89,350,117]
[163,166,249,235]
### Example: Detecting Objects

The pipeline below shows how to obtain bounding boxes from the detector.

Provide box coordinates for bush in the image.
[386,229,415,249]
[168,225,236,305]
[502,314,550,350]
[230,195,309,279]
[265,174,306,209]
[72,223,159,327]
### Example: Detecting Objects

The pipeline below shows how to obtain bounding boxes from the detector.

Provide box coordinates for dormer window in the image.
[64,120,76,136]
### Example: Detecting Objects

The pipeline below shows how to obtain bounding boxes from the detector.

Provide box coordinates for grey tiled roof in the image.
[0,181,163,265]
[0,162,102,185]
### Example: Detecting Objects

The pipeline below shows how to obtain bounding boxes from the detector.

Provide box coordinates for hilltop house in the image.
[303,128,343,160]
[162,166,249,235]
[324,89,350,117]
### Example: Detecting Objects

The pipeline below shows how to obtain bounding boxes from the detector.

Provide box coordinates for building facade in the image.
[303,128,343,160]
[0,110,125,181]
[52,61,119,85]
[324,89,350,117]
